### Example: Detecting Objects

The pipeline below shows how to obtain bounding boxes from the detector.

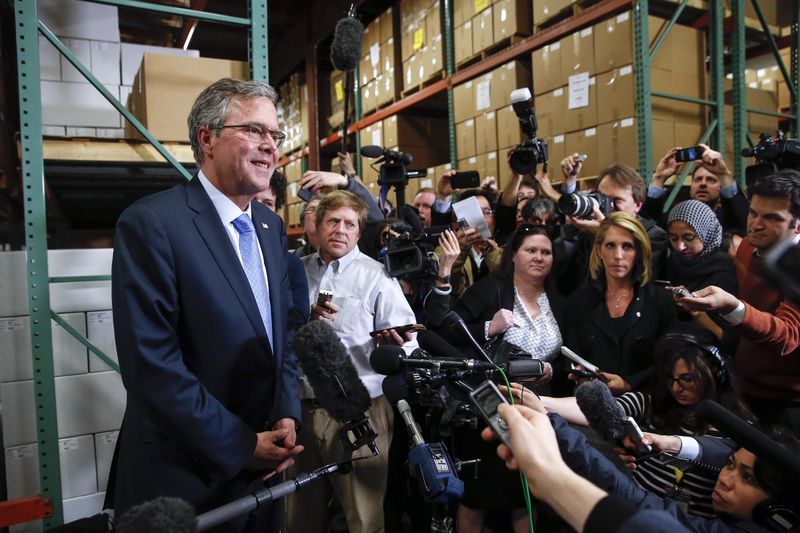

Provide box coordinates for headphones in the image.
[660,332,729,385]
[753,496,800,531]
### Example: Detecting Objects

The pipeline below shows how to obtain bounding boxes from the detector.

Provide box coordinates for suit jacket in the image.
[109,176,300,519]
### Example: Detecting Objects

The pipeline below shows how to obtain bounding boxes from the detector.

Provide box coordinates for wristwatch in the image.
[435,275,451,284]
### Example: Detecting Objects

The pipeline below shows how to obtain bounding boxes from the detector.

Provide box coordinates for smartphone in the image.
[675,145,705,163]
[561,346,609,384]
[316,290,334,307]
[450,170,480,189]
[624,416,653,453]
[671,286,693,299]
[298,186,314,202]
[568,365,596,379]
[653,279,673,287]
[369,323,427,337]
[469,380,512,449]
[575,153,588,163]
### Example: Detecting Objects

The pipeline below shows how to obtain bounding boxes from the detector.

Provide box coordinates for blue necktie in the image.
[231,214,273,350]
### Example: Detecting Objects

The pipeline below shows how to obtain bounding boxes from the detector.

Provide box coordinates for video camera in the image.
[743,132,800,186]
[361,145,427,186]
[508,88,549,174]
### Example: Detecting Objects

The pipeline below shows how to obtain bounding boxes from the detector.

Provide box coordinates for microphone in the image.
[382,374,409,403]
[330,5,363,71]
[696,400,800,479]
[371,345,496,375]
[360,145,385,158]
[442,311,494,365]
[115,496,197,533]
[294,320,378,455]
[396,399,464,505]
[575,380,627,442]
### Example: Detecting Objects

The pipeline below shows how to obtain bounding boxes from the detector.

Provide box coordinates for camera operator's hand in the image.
[488,308,514,337]
[697,143,734,186]
[437,170,456,201]
[437,230,460,282]
[456,227,482,248]
[652,147,680,188]
[535,170,561,202]
[338,151,356,176]
[310,299,339,324]
[561,153,583,186]
[300,170,347,192]
[566,203,605,234]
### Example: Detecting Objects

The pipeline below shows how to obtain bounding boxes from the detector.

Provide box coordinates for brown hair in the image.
[596,163,646,205]
[314,190,368,233]
[589,212,653,284]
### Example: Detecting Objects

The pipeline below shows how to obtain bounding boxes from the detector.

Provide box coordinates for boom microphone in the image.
[575,380,627,442]
[330,5,363,71]
[360,145,385,158]
[294,320,371,423]
[115,496,197,533]
[371,345,496,375]
[697,400,800,479]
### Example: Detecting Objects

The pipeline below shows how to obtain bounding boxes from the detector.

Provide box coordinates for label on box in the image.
[621,118,634,128]
[469,156,477,164]
[88,311,112,325]
[476,79,492,110]
[414,28,425,50]
[568,72,590,109]
[500,7,508,22]
[617,12,630,22]
[466,119,475,127]
[487,111,495,119]
[554,134,565,143]
[580,28,593,37]
[474,0,489,13]
[370,43,380,66]
[335,80,344,102]
[421,178,433,188]
[289,183,298,196]
[6,444,36,459]
[585,127,597,137]
[488,151,497,160]
[552,42,560,51]
[554,88,564,97]
[60,438,80,451]
[620,65,633,76]
[372,129,382,146]
[0,318,25,331]
[757,68,767,78]
[466,80,473,88]
[465,21,472,30]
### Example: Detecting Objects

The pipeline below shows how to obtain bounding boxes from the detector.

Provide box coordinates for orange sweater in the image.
[734,240,800,402]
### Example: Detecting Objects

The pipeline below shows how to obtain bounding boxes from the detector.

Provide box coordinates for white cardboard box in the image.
[55,371,125,437]
[42,125,67,136]
[87,311,116,372]
[63,492,106,524]
[52,312,90,376]
[41,81,121,128]
[38,0,120,42]
[60,38,91,83]
[90,41,121,85]
[4,443,39,499]
[94,431,118,491]
[59,435,98,499]
[38,35,61,81]
[65,127,97,137]
[1,381,36,446]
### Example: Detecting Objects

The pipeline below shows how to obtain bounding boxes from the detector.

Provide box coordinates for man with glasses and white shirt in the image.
[109,78,302,533]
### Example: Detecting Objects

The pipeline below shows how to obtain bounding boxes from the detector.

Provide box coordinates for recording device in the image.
[575,380,628,442]
[671,286,693,299]
[560,346,608,382]
[297,185,314,203]
[369,323,426,337]
[508,88,549,174]
[556,190,613,220]
[469,380,513,449]
[380,204,445,280]
[442,311,494,365]
[294,320,379,459]
[316,289,334,307]
[675,145,705,163]
[623,416,653,453]
[742,132,800,186]
[115,496,197,533]
[450,170,481,189]
[360,144,427,186]
[398,399,465,505]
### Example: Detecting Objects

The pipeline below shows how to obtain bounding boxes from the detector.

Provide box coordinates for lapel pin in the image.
[261,223,269,229]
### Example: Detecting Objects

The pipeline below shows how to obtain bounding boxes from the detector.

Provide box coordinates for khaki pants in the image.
[285,396,394,533]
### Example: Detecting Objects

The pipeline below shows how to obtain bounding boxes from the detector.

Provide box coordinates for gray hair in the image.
[187,77,279,164]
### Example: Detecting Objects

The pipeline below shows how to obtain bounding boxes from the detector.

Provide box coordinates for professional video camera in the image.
[743,132,800,186]
[556,190,613,219]
[382,216,445,280]
[361,145,428,209]
[508,88,549,174]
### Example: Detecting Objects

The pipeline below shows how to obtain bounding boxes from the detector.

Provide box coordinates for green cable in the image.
[494,367,535,533]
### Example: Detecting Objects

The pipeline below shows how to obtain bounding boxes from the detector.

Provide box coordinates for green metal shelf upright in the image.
[13,0,268,527]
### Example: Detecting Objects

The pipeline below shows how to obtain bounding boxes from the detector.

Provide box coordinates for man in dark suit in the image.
[109,78,303,531]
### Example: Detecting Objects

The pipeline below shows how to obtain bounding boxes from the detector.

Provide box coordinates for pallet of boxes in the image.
[359,7,398,114]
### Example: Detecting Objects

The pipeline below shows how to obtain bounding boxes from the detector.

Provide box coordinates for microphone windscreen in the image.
[294,320,371,422]
[370,345,405,375]
[401,204,423,234]
[115,497,196,533]
[360,145,384,158]
[510,88,532,104]
[697,400,800,479]
[575,380,626,442]
[330,16,364,71]
[383,375,409,403]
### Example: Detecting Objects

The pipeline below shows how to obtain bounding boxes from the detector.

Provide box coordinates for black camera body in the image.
[361,145,426,186]
[557,191,613,219]
[743,132,800,186]
[509,88,549,175]
[382,223,444,280]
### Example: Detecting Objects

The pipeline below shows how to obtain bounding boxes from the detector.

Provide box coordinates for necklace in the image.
[611,289,629,310]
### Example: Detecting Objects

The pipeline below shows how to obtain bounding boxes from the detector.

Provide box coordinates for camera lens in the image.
[509,148,537,174]
[557,193,593,218]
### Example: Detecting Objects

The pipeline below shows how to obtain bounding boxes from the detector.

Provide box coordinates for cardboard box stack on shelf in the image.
[454,0,532,66]
[281,157,305,228]
[533,0,576,28]
[360,7,397,114]
[453,60,531,188]
[328,70,347,130]
[278,72,309,154]
[126,54,248,142]
[532,12,708,179]
[400,0,444,92]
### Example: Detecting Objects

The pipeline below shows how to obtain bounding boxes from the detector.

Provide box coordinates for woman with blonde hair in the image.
[563,212,676,394]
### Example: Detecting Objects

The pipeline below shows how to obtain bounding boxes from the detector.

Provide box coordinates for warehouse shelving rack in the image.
[12,0,268,527]
[10,0,799,528]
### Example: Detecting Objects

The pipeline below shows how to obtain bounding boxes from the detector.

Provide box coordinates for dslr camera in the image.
[557,191,613,220]
[508,88,548,175]
[743,132,800,186]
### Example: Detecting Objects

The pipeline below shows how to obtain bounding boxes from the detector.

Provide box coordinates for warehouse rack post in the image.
[13,0,268,527]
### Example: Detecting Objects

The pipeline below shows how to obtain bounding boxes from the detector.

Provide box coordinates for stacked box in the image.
[455,0,531,65]
[277,72,307,153]
[360,7,397,114]
[280,156,305,225]
[531,12,708,176]
[401,0,443,91]
[453,60,531,182]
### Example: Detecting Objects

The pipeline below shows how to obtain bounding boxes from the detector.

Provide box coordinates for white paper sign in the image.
[475,79,492,111]
[371,129,382,146]
[453,196,491,239]
[568,72,590,110]
[370,43,380,66]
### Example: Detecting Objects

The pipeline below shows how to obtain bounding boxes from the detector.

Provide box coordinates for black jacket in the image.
[564,280,677,390]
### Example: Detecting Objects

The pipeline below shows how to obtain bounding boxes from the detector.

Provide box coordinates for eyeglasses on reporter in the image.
[215,122,286,148]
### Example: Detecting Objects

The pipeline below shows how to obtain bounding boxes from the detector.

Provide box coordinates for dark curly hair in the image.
[498,225,555,279]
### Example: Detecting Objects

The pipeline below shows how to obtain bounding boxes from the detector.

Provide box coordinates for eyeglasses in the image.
[669,373,698,390]
[217,123,286,148]
[481,208,495,216]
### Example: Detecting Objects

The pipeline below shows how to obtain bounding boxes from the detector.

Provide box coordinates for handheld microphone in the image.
[397,400,464,505]
[575,380,627,442]
[442,311,494,365]
[330,5,363,71]
[115,496,197,533]
[294,320,378,456]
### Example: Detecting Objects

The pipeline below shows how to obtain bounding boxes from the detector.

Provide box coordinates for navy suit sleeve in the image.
[112,203,255,481]
[279,252,308,423]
